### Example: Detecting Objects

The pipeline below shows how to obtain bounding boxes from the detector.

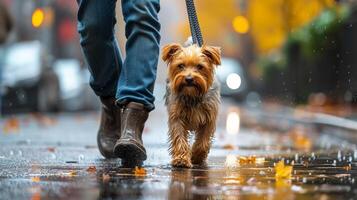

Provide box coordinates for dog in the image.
[162,43,221,168]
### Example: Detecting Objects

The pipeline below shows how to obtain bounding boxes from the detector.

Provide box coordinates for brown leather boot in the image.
[113,102,148,161]
[97,97,121,158]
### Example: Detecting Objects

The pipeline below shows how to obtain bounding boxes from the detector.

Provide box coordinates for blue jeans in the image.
[77,0,161,111]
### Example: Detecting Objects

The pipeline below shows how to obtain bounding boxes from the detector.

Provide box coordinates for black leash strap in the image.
[185,0,203,47]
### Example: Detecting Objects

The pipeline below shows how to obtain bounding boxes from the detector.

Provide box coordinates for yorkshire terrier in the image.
[162,43,221,168]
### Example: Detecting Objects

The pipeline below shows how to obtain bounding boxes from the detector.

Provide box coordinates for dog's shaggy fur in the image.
[162,43,221,168]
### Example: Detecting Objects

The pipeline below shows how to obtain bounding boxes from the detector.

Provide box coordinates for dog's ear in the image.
[162,43,182,63]
[202,45,221,66]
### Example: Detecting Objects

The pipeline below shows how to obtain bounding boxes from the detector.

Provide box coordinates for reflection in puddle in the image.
[225,155,239,168]
[5,149,357,200]
[226,108,240,135]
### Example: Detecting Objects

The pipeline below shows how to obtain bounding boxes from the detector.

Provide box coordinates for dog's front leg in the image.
[169,120,192,168]
[191,121,215,166]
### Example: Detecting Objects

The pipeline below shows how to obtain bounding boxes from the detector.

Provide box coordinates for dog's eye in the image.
[178,64,185,69]
[197,64,204,70]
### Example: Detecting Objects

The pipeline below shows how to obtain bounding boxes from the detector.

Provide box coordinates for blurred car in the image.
[1,41,60,113]
[53,59,99,111]
[216,57,248,100]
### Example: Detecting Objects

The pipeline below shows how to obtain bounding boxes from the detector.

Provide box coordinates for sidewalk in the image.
[0,100,357,200]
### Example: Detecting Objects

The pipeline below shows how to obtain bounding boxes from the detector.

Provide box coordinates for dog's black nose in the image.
[185,76,194,84]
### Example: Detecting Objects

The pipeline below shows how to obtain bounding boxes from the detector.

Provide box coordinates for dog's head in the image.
[162,44,221,96]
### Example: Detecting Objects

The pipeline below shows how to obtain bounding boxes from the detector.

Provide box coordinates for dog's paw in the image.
[191,156,207,166]
[172,158,192,168]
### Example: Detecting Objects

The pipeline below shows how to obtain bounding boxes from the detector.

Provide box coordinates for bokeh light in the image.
[32,9,45,28]
[226,73,242,90]
[232,15,249,34]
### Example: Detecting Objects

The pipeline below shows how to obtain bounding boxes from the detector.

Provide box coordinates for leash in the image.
[185,0,203,47]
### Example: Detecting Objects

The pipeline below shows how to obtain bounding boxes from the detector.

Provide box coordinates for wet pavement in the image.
[1,99,357,200]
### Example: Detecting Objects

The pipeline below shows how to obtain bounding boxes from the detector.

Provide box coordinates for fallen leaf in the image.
[31,113,57,126]
[294,135,312,150]
[239,156,256,164]
[275,178,291,188]
[3,118,20,133]
[47,147,55,152]
[343,165,352,171]
[86,166,97,173]
[275,160,293,179]
[64,170,77,177]
[31,176,40,182]
[133,166,146,176]
[222,144,235,150]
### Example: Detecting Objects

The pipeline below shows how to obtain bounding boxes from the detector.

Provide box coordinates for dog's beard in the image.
[175,82,206,97]
[172,76,208,97]
[179,84,198,93]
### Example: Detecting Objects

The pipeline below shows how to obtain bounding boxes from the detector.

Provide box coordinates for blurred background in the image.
[1,0,357,118]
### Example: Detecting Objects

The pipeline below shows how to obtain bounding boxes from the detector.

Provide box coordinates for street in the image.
[1,99,357,200]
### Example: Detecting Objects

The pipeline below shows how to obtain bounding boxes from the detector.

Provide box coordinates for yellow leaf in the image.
[239,156,256,164]
[63,170,77,177]
[31,176,40,182]
[275,178,291,188]
[275,160,292,179]
[133,167,146,176]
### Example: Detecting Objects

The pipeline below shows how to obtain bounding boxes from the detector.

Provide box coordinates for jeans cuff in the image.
[115,99,154,112]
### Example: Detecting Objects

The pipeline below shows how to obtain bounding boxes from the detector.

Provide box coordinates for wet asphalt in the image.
[1,99,357,200]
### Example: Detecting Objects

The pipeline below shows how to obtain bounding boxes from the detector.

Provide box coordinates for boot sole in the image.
[114,140,147,161]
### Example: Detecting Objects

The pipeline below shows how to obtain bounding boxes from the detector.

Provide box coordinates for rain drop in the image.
[302,177,307,183]
[78,154,85,162]
[295,154,299,162]
[18,150,22,157]
[9,150,14,156]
